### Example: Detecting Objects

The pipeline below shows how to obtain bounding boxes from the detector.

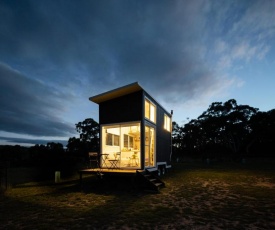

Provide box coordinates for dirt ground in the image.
[1,162,275,229]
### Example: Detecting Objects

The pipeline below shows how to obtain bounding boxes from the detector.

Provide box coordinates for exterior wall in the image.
[143,92,172,166]
[99,90,143,125]
[98,88,172,169]
[156,107,172,165]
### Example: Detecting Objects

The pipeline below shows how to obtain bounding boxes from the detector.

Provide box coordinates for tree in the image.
[248,109,275,156]
[46,142,64,155]
[67,118,99,156]
[175,99,259,160]
[197,99,258,159]
[172,121,185,159]
[76,118,99,143]
[67,137,82,155]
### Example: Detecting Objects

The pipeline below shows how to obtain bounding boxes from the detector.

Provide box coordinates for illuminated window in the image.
[124,134,134,148]
[102,123,141,168]
[164,114,171,132]
[106,133,120,146]
[145,98,156,123]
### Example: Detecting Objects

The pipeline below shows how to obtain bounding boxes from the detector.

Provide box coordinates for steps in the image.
[136,170,165,192]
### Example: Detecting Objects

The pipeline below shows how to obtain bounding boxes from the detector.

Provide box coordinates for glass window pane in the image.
[145,99,150,119]
[150,104,155,122]
[106,133,112,145]
[114,135,120,146]
[102,123,141,169]
[123,134,128,148]
[129,136,134,148]
[145,98,156,123]
[164,114,171,132]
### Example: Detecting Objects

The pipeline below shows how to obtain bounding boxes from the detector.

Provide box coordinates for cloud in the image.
[231,41,270,62]
[0,0,274,133]
[0,0,226,101]
[72,0,232,105]
[0,136,68,146]
[216,40,270,70]
[0,62,75,137]
[212,0,274,71]
[2,2,235,87]
[230,0,275,41]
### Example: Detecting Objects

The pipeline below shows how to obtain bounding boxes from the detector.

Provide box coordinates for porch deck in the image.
[78,168,139,185]
[80,168,138,175]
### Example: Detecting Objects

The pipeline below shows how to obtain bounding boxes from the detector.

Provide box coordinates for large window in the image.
[164,114,171,132]
[145,98,156,123]
[102,123,141,168]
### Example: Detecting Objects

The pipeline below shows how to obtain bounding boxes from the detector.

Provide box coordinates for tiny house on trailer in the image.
[89,82,172,175]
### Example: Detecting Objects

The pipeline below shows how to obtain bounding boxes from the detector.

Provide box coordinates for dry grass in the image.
[1,161,275,229]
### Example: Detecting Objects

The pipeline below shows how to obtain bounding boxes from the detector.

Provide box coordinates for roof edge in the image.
[89,82,143,104]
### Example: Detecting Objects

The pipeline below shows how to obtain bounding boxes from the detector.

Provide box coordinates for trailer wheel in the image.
[158,167,161,176]
[162,167,166,175]
[158,166,166,176]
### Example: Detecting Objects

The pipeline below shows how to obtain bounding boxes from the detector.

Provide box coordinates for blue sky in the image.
[0,0,275,146]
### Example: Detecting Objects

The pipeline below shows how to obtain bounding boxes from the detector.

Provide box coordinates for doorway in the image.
[145,125,155,168]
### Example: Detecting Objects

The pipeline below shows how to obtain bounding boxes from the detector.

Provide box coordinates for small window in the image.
[106,133,120,146]
[164,114,171,132]
[145,98,156,123]
[114,135,120,146]
[124,134,134,149]
[106,133,112,145]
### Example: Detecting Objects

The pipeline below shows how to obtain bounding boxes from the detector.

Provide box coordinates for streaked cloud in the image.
[0,0,274,144]
[0,62,75,137]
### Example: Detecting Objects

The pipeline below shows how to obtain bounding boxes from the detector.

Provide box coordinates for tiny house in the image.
[89,82,172,175]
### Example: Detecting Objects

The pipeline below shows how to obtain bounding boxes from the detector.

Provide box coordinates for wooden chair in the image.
[88,152,99,169]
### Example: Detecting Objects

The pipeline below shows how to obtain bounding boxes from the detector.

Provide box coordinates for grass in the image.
[1,160,275,229]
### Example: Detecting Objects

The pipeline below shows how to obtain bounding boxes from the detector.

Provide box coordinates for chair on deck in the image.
[88,152,104,178]
[129,153,139,167]
[88,152,100,169]
[108,152,121,169]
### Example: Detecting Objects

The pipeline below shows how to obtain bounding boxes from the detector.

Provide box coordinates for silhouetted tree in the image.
[67,137,82,155]
[197,99,258,159]
[173,99,261,160]
[76,118,99,146]
[67,118,99,157]
[172,122,184,160]
[248,109,275,156]
[0,145,29,167]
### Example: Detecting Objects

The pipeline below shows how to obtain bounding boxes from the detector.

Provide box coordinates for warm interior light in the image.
[102,123,141,168]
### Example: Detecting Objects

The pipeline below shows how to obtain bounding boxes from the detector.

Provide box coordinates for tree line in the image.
[172,99,275,161]
[1,99,274,169]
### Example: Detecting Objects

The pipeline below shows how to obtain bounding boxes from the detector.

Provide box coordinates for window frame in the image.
[164,114,171,132]
[106,133,120,146]
[145,98,156,123]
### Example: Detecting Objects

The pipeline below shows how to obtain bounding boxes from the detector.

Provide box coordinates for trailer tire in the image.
[158,167,161,176]
[158,166,166,176]
[162,167,166,175]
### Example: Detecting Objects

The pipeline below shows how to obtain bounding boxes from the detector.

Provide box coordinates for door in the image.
[145,125,155,168]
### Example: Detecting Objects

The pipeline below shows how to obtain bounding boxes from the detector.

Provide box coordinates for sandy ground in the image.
[1,167,275,229]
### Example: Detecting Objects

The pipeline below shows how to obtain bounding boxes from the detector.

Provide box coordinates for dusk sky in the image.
[1,0,275,146]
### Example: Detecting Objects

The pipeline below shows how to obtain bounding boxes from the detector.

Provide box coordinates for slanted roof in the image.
[89,82,143,104]
[89,82,172,117]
